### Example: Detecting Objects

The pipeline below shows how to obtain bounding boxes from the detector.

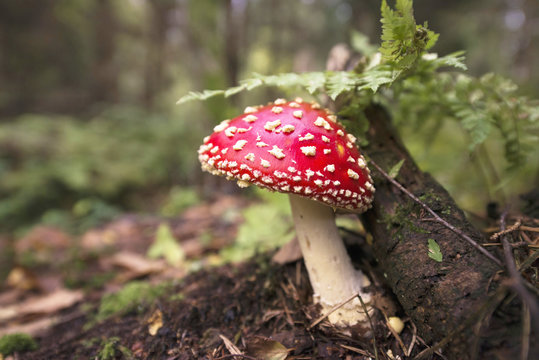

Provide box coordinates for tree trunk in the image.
[93,0,118,104]
[358,104,524,359]
[143,0,174,109]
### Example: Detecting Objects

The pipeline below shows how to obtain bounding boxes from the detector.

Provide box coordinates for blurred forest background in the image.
[0,0,537,247]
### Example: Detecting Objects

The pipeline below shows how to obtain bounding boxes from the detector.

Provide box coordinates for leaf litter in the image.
[3,193,535,358]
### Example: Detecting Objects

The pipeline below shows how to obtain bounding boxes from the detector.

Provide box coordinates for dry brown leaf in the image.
[247,337,289,360]
[0,315,58,337]
[109,252,165,275]
[5,267,38,291]
[272,237,302,265]
[0,289,23,308]
[219,334,242,355]
[81,228,118,250]
[15,226,71,254]
[147,309,163,336]
[0,288,83,322]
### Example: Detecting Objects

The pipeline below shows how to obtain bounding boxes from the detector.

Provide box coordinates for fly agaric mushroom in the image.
[198,98,375,327]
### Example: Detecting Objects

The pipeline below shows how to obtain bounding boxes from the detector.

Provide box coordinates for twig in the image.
[482,241,532,248]
[518,249,539,272]
[219,334,243,357]
[358,294,378,360]
[414,335,447,360]
[369,159,503,268]
[490,219,521,240]
[521,304,531,360]
[406,322,417,357]
[215,355,258,360]
[307,292,362,330]
[499,211,539,336]
[520,225,539,232]
[339,344,373,357]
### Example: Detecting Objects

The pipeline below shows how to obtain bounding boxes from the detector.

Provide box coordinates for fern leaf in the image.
[427,51,467,70]
[379,0,439,69]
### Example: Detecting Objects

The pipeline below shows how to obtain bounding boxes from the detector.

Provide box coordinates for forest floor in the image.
[0,194,536,359]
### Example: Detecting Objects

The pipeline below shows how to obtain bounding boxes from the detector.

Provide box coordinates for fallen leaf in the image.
[272,237,302,265]
[0,315,58,337]
[109,252,165,275]
[0,288,83,322]
[15,226,71,253]
[147,309,163,336]
[219,334,242,355]
[5,267,38,291]
[427,238,443,262]
[247,337,289,360]
[388,159,405,179]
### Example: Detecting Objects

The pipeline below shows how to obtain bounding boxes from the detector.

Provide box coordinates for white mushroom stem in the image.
[289,194,372,327]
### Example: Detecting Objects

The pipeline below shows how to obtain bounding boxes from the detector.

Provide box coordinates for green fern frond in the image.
[393,70,538,168]
[175,0,536,171]
[379,0,439,69]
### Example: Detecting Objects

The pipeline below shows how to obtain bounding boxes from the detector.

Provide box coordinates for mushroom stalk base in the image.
[289,194,372,327]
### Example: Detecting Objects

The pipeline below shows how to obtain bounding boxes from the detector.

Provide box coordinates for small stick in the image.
[499,211,539,336]
[405,321,417,357]
[521,304,531,360]
[307,292,359,329]
[383,313,406,354]
[370,159,503,268]
[215,355,258,360]
[520,226,539,233]
[358,294,379,360]
[339,344,373,357]
[490,219,521,240]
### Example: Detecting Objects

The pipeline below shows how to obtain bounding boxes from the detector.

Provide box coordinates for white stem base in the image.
[289,194,372,327]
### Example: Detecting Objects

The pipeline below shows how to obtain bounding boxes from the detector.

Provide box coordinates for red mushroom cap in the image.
[198,98,375,211]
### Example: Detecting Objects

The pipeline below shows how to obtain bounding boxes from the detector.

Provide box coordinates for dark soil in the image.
[20,255,419,360]
[3,195,536,359]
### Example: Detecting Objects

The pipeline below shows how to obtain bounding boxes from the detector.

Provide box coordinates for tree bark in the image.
[358,104,520,359]
[324,44,529,358]
[93,0,118,104]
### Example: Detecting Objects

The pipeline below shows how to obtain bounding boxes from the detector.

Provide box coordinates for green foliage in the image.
[97,337,132,360]
[147,223,185,266]
[220,189,294,263]
[95,280,168,323]
[350,31,378,57]
[388,159,405,179]
[176,0,455,105]
[393,71,538,169]
[0,106,200,232]
[0,333,38,355]
[160,186,201,217]
[379,0,438,68]
[176,0,536,190]
[427,238,443,262]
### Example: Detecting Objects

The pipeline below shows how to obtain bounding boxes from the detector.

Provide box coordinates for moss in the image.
[0,333,38,355]
[92,280,168,324]
[419,192,451,214]
[380,201,428,239]
[97,337,132,360]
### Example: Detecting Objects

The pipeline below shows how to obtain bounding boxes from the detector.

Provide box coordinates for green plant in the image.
[94,280,168,323]
[160,186,200,217]
[178,0,538,210]
[220,189,294,263]
[0,105,202,233]
[147,223,185,266]
[0,333,38,355]
[96,337,132,360]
